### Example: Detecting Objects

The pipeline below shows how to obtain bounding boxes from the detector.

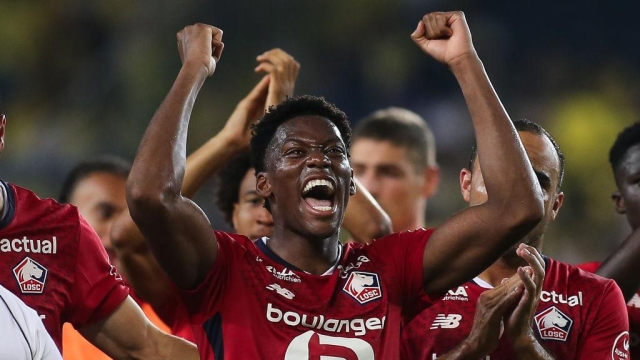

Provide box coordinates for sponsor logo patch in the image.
[342,271,382,304]
[13,257,48,294]
[430,314,462,329]
[442,286,469,301]
[612,331,630,360]
[535,306,573,341]
[265,266,301,283]
[266,283,295,300]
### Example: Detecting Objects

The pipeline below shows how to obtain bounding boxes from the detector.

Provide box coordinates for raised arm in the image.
[593,225,640,301]
[411,12,544,295]
[126,24,223,290]
[343,178,393,243]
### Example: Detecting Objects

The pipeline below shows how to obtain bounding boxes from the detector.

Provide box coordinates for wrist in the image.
[448,52,482,74]
[510,331,536,353]
[181,59,211,80]
[457,337,486,359]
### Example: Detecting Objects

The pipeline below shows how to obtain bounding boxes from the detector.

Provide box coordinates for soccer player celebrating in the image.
[579,121,640,358]
[0,113,197,358]
[126,14,544,358]
[401,119,630,359]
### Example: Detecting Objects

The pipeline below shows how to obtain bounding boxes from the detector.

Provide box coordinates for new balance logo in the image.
[430,314,462,329]
[266,283,295,299]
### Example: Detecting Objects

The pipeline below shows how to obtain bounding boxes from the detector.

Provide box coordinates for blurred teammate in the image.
[0,114,197,359]
[579,121,640,358]
[58,156,170,360]
[402,119,629,359]
[126,13,544,358]
[351,107,439,232]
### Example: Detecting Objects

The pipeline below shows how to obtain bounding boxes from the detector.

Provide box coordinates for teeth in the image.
[303,179,334,194]
[312,206,332,211]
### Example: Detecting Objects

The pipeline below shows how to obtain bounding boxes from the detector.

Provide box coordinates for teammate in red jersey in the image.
[401,119,630,359]
[126,15,544,359]
[0,112,197,359]
[578,121,640,358]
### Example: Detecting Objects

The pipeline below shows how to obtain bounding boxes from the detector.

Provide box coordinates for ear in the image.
[349,169,356,196]
[612,191,626,214]
[0,114,6,152]
[422,166,440,198]
[231,203,240,230]
[460,168,472,203]
[549,191,564,221]
[256,172,272,198]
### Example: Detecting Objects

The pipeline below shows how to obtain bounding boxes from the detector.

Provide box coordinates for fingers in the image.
[516,244,545,287]
[244,76,270,102]
[410,20,426,41]
[422,12,453,40]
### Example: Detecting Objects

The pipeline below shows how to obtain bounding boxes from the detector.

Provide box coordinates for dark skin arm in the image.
[344,178,393,243]
[411,12,544,295]
[126,24,223,290]
[594,223,640,301]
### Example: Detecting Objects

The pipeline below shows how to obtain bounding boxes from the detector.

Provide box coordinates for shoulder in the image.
[371,228,435,247]
[545,258,619,298]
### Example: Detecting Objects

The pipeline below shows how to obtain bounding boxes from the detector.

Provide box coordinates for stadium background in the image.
[0,0,638,264]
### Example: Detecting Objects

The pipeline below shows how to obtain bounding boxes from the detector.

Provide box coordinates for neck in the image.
[267,224,340,275]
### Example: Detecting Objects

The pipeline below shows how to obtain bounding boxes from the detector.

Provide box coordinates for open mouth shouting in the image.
[301,178,336,215]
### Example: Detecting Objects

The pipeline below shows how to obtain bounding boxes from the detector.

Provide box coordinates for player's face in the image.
[69,172,127,267]
[256,116,355,240]
[461,131,564,251]
[351,139,438,231]
[613,144,640,230]
[233,168,274,240]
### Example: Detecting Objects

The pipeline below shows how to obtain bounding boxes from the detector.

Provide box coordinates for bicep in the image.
[422,205,525,295]
[130,194,219,290]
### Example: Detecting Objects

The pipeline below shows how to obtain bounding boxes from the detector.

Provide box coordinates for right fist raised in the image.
[177,23,224,77]
[410,11,477,67]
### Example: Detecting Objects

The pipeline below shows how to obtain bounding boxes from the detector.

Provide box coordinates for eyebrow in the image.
[283,136,343,146]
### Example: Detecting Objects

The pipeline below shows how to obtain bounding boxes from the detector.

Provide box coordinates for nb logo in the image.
[266,283,295,299]
[430,314,462,329]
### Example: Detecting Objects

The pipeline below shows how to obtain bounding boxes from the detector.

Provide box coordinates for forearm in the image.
[128,63,208,207]
[451,56,542,214]
[512,334,556,360]
[343,178,392,243]
[182,131,244,198]
[595,227,640,301]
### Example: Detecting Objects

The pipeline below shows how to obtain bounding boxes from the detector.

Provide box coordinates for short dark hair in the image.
[353,107,436,171]
[610,122,640,180]
[468,119,565,190]
[214,152,253,227]
[59,155,131,203]
[250,95,352,174]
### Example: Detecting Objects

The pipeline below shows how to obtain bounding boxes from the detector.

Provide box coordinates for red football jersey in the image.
[402,257,630,360]
[579,260,638,359]
[177,229,432,359]
[0,182,129,350]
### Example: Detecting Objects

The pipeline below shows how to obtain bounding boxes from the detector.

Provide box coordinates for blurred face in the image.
[613,144,640,230]
[256,116,355,240]
[460,131,564,254]
[351,139,438,231]
[69,172,127,267]
[232,168,274,239]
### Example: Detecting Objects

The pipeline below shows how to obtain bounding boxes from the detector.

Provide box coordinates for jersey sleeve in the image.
[67,216,129,327]
[576,261,600,273]
[174,230,238,324]
[575,280,630,360]
[370,228,434,309]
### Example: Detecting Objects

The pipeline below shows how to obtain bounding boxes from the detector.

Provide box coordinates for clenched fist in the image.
[177,23,225,77]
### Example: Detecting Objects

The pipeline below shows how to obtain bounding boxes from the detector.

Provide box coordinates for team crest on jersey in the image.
[342,271,382,305]
[13,257,48,294]
[534,306,573,341]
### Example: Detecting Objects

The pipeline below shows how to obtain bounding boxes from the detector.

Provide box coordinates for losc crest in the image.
[13,257,48,294]
[342,271,382,305]
[535,306,573,341]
